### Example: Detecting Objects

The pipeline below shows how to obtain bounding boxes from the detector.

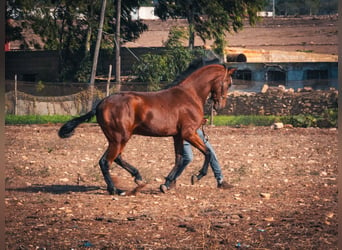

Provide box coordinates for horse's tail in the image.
[58,107,97,138]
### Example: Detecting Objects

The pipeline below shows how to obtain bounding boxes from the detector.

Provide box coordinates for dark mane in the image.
[164,56,221,89]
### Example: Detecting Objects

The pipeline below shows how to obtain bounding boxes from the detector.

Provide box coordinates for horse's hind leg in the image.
[160,134,184,193]
[114,155,145,185]
[99,143,125,195]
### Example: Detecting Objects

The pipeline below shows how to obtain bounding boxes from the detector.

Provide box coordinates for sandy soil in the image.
[5,124,337,249]
[125,16,338,55]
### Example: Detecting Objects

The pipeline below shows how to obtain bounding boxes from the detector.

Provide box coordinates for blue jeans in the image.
[174,129,224,183]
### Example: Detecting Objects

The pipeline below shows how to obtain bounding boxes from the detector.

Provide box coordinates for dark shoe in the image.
[217,181,234,189]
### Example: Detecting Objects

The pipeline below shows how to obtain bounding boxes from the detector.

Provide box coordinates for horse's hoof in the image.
[191,175,199,185]
[116,188,126,196]
[160,184,169,193]
[135,179,147,187]
[108,188,115,195]
[108,187,126,195]
[169,180,177,189]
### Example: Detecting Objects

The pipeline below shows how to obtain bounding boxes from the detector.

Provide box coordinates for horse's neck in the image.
[184,67,220,100]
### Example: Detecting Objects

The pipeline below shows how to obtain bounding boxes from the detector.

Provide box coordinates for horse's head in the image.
[210,66,236,111]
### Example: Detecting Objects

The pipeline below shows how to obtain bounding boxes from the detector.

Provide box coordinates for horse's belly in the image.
[133,122,177,137]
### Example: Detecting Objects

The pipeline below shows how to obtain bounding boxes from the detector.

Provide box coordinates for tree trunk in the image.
[187,6,195,50]
[188,22,195,50]
[85,4,93,55]
[88,0,107,110]
[115,0,122,92]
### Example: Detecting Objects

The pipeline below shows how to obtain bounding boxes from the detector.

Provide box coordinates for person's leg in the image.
[174,141,193,179]
[196,129,224,183]
[205,140,224,182]
[196,129,233,189]
[168,141,193,189]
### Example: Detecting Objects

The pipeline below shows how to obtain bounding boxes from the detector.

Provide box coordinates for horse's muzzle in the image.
[213,98,226,112]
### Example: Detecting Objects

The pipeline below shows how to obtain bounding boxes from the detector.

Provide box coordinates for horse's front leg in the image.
[160,135,184,193]
[114,154,145,186]
[185,132,211,184]
[191,148,211,184]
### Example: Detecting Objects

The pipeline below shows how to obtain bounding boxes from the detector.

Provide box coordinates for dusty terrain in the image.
[126,16,338,55]
[5,124,337,249]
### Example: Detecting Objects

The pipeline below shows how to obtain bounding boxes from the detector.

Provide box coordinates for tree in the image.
[89,0,107,110]
[132,27,204,90]
[6,1,23,44]
[154,0,266,53]
[5,0,148,81]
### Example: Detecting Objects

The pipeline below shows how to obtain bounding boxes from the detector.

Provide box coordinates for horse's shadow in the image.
[6,184,161,195]
[6,184,102,194]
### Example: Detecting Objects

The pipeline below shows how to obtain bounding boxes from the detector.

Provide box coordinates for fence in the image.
[4,79,152,96]
[5,80,338,116]
[5,80,150,115]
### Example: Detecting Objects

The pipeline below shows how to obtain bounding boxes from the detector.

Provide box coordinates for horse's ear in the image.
[228,68,237,75]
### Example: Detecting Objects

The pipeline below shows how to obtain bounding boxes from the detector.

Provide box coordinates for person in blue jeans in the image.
[171,123,233,189]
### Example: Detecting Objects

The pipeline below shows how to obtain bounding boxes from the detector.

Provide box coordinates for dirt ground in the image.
[126,16,338,55]
[5,124,337,249]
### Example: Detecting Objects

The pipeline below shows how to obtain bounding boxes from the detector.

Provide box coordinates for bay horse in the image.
[58,60,235,195]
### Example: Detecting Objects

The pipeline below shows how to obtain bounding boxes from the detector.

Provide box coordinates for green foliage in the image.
[74,54,93,83]
[36,81,45,92]
[6,113,337,128]
[278,109,338,128]
[5,0,23,42]
[164,26,188,48]
[212,34,228,56]
[280,115,317,128]
[5,115,96,125]
[132,26,205,90]
[212,115,277,127]
[132,53,172,91]
[154,0,266,49]
[209,113,338,128]
[317,108,338,128]
[6,0,147,82]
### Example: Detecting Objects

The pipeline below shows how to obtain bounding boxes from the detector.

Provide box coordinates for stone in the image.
[260,193,271,199]
[261,84,269,93]
[272,122,284,129]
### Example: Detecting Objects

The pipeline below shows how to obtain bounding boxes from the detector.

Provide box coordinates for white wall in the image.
[131,7,159,20]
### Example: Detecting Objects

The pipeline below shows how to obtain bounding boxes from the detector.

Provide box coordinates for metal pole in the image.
[14,74,17,115]
[106,64,112,96]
